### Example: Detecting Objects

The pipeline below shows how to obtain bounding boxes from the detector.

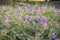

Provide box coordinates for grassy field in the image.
[0,2,60,40]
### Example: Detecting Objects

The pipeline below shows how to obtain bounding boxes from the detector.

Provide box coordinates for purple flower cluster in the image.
[39,17,48,29]
[4,12,10,22]
[39,17,48,24]
[51,33,57,40]
[25,16,32,23]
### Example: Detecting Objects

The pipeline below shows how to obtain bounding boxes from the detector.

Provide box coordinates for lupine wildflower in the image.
[39,17,48,24]
[25,16,32,23]
[4,12,10,22]
[51,33,57,40]
[42,23,48,29]
[39,17,48,29]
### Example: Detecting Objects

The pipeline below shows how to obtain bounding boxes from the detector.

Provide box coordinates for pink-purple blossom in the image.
[4,12,10,22]
[51,33,57,40]
[25,16,32,23]
[39,17,48,24]
[39,17,48,29]
[42,23,48,29]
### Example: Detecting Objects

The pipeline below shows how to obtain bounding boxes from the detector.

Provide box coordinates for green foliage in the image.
[0,3,60,40]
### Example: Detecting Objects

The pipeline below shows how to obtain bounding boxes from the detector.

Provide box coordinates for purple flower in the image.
[25,16,32,23]
[4,12,10,22]
[42,23,48,29]
[39,17,48,24]
[51,33,57,40]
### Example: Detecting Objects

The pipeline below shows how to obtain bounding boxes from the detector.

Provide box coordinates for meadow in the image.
[0,3,60,40]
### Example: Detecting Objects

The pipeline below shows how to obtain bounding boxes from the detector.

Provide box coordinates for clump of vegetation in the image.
[0,2,60,40]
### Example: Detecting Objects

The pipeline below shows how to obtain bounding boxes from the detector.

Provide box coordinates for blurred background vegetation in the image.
[0,0,60,9]
[0,0,60,4]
